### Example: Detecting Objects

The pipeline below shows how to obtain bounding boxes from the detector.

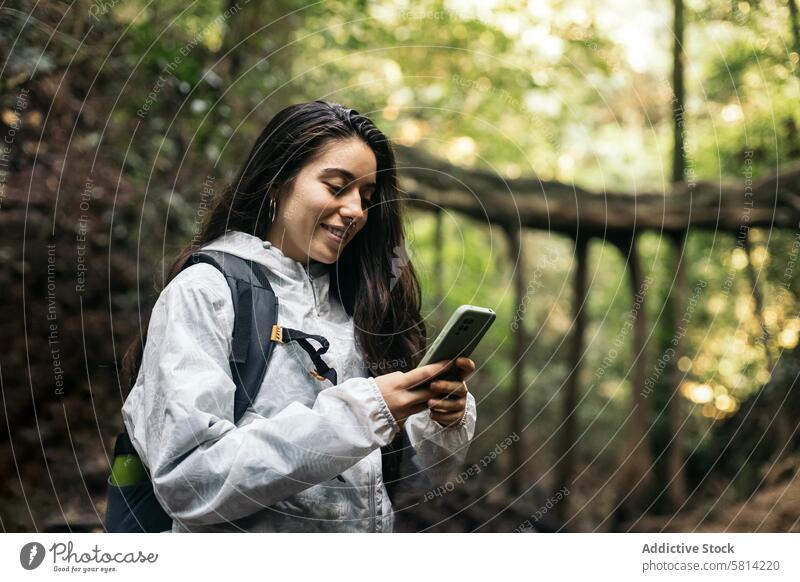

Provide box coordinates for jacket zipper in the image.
[304,268,319,316]
[368,459,376,532]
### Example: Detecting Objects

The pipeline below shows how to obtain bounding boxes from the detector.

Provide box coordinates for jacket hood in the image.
[201,229,330,282]
[200,229,340,323]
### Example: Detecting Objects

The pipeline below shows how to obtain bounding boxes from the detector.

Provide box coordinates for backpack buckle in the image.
[270,325,283,343]
[308,369,326,381]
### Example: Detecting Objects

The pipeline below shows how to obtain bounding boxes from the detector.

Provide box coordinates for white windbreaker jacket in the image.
[121,230,477,532]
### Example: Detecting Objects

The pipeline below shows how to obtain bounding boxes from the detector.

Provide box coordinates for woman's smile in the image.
[320,222,347,243]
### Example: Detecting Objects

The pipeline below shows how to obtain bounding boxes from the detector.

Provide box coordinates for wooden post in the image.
[504,224,526,496]
[612,233,655,526]
[666,230,689,509]
[555,233,588,523]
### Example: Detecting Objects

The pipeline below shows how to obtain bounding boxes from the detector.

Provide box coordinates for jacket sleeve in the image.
[386,390,477,507]
[121,264,400,527]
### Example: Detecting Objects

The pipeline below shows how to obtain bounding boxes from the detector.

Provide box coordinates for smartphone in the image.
[417,305,496,369]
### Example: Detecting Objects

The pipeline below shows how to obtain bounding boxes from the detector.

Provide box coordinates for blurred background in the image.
[1,0,800,532]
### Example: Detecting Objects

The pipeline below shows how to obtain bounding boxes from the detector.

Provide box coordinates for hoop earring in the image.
[268,196,277,222]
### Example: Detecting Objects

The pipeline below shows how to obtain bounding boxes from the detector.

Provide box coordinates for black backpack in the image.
[104,250,354,532]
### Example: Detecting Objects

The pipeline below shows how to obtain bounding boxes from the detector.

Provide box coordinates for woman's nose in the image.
[339,189,365,221]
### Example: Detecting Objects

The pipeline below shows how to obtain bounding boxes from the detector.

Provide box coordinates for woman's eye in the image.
[325,182,373,209]
[325,183,343,195]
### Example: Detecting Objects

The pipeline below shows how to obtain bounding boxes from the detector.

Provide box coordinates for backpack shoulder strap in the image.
[182,249,278,423]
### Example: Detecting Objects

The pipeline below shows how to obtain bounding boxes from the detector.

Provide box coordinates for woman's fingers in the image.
[428,396,465,413]
[430,378,468,398]
[456,357,476,372]
[407,387,436,405]
[454,357,476,380]
[404,360,453,388]
[430,409,465,427]
[426,363,470,425]
[404,357,476,394]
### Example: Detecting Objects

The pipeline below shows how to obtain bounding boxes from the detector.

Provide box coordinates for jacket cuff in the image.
[365,375,400,444]
[428,409,468,430]
[410,391,476,444]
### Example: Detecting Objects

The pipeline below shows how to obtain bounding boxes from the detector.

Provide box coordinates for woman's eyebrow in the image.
[320,167,376,191]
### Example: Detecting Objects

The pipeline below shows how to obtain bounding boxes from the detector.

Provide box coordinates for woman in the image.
[120,100,477,532]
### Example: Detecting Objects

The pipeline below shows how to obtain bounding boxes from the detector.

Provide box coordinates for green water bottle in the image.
[110,432,148,486]
[110,454,148,486]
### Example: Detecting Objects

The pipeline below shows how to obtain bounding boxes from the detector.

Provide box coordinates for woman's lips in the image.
[321,223,347,245]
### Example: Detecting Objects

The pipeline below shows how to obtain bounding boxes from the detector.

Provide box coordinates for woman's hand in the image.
[426,357,475,428]
[373,360,454,428]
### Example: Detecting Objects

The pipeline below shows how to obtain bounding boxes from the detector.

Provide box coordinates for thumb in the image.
[405,360,453,388]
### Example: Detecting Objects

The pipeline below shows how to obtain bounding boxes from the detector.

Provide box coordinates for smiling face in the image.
[265,136,377,265]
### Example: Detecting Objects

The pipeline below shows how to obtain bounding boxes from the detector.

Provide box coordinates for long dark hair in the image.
[121,100,427,390]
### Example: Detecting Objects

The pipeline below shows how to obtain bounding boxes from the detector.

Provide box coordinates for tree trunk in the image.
[433,208,444,326]
[665,0,688,510]
[789,0,800,54]
[672,0,686,185]
[395,145,800,236]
